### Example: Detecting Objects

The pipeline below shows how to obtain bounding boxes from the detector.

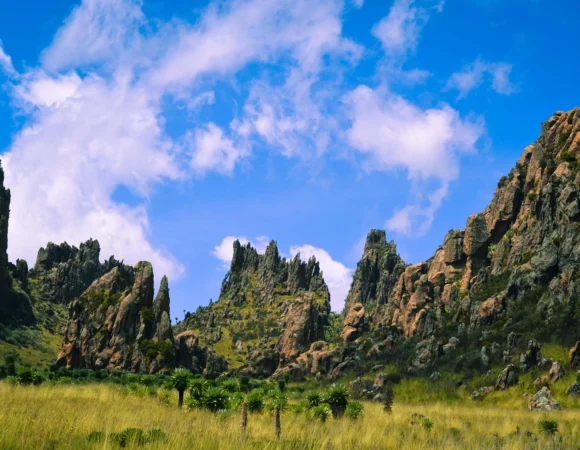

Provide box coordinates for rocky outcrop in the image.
[0,161,35,326]
[174,331,227,379]
[178,239,331,377]
[528,387,562,411]
[496,364,518,390]
[31,239,127,305]
[570,342,580,369]
[343,230,406,312]
[343,108,580,374]
[566,371,580,397]
[56,262,176,374]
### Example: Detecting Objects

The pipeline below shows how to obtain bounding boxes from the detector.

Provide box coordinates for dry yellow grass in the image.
[1,382,580,449]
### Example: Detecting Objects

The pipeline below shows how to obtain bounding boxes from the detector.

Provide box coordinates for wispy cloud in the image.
[445,59,518,98]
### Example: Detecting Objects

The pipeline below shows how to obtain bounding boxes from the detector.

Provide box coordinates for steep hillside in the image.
[334,107,580,377]
[177,240,331,376]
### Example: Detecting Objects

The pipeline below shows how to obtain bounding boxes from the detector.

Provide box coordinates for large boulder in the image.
[496,364,519,390]
[548,361,565,383]
[528,387,562,411]
[566,371,580,397]
[174,331,227,379]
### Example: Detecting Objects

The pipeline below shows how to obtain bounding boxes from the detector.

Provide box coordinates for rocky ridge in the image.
[177,239,331,377]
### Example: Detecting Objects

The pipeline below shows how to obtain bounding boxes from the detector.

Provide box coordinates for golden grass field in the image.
[1,381,580,450]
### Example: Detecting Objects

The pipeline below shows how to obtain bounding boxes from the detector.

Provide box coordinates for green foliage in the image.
[323,313,343,343]
[421,418,435,431]
[560,151,577,163]
[246,390,265,413]
[310,404,331,423]
[306,391,323,408]
[568,110,576,125]
[324,384,349,419]
[497,176,509,189]
[189,378,207,401]
[139,339,173,360]
[220,378,240,393]
[170,369,191,393]
[470,272,511,305]
[538,420,559,436]
[345,401,364,420]
[140,307,155,324]
[202,388,230,412]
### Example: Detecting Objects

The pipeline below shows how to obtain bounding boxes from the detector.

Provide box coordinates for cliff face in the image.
[56,262,176,373]
[342,108,580,374]
[178,240,331,376]
[0,161,35,326]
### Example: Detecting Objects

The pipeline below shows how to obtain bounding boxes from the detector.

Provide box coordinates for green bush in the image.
[306,391,323,408]
[246,391,265,413]
[311,404,331,423]
[202,388,230,413]
[189,378,207,401]
[220,379,240,393]
[539,420,559,436]
[345,401,364,420]
[421,418,434,431]
[324,384,349,419]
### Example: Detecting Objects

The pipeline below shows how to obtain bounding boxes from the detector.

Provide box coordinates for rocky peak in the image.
[0,160,35,326]
[179,239,331,377]
[344,229,406,314]
[31,239,130,305]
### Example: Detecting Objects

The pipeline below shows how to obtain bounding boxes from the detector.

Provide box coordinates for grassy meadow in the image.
[2,380,580,450]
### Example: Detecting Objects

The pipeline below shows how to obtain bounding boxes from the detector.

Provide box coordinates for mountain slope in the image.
[177,240,331,376]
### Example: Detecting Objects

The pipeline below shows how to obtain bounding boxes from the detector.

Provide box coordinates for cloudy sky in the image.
[0,0,578,315]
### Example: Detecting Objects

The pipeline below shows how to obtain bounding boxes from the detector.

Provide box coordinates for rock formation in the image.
[0,161,34,326]
[30,239,127,305]
[178,239,331,377]
[337,108,580,376]
[57,262,176,373]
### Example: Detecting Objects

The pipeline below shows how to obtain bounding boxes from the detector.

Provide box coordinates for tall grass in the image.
[2,382,580,449]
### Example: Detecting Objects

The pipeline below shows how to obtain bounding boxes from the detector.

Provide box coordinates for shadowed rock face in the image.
[178,239,331,377]
[0,161,35,326]
[57,262,177,373]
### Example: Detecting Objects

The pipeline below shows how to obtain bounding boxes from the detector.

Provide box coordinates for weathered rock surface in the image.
[528,387,562,411]
[343,108,580,375]
[496,365,519,390]
[570,342,580,369]
[57,262,178,373]
[174,331,227,379]
[0,161,35,326]
[178,240,331,377]
[566,371,580,397]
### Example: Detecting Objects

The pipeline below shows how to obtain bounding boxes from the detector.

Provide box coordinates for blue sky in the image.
[0,0,578,317]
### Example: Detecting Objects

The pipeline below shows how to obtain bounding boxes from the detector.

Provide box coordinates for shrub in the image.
[170,368,192,408]
[324,384,349,419]
[16,367,34,385]
[221,379,240,393]
[140,375,157,386]
[539,420,559,436]
[4,352,17,376]
[345,401,364,420]
[311,404,331,423]
[202,388,230,413]
[497,176,509,189]
[246,391,265,413]
[421,418,434,431]
[306,391,323,408]
[189,378,207,401]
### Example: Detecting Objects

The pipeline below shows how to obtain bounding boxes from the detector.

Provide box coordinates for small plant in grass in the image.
[383,386,394,413]
[306,391,323,408]
[246,390,265,413]
[202,388,230,413]
[421,418,434,431]
[170,368,191,408]
[345,401,364,420]
[311,404,331,423]
[324,384,349,419]
[539,420,559,436]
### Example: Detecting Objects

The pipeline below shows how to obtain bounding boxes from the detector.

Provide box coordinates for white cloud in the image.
[445,59,518,98]
[290,244,352,312]
[344,84,484,235]
[0,40,16,76]
[372,0,429,57]
[1,0,360,282]
[212,236,270,268]
[353,0,364,7]
[189,123,249,176]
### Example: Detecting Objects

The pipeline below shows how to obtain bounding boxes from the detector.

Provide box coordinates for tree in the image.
[4,352,17,376]
[170,368,191,408]
[324,384,349,419]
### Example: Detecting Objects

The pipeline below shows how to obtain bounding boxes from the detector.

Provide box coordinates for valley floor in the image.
[1,383,579,449]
